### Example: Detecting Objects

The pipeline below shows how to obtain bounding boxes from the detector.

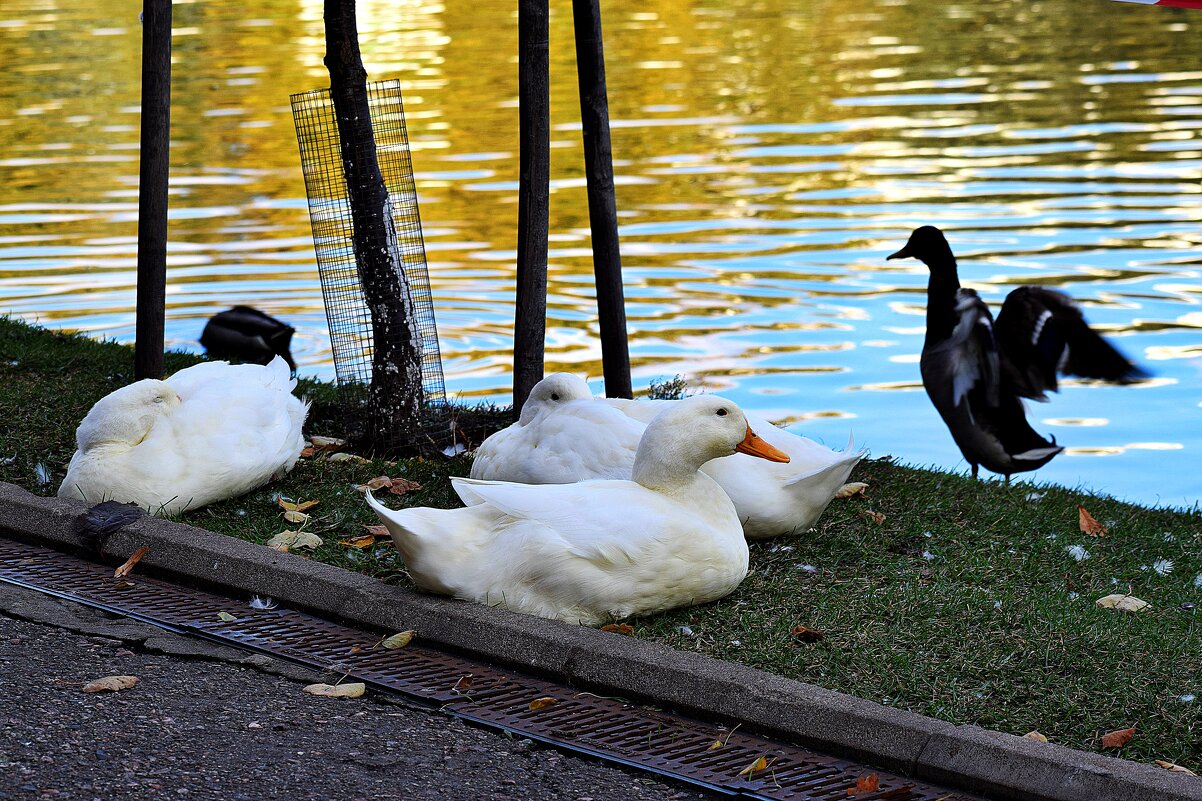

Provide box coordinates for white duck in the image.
[468,373,643,483]
[367,395,789,625]
[471,373,864,539]
[58,357,308,515]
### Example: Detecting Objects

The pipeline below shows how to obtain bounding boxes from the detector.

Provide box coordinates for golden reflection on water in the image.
[0,0,1200,505]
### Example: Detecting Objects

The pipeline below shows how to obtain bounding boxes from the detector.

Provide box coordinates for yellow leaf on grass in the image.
[528,697,557,711]
[834,482,869,499]
[113,546,150,579]
[737,755,770,778]
[82,675,139,693]
[283,510,310,525]
[303,682,365,698]
[1155,760,1198,776]
[277,498,318,513]
[1096,594,1150,613]
[339,536,377,549]
[600,623,634,636]
[1101,726,1136,749]
[310,436,347,452]
[328,452,369,464]
[363,524,391,539]
[1078,505,1108,537]
[267,531,323,552]
[1023,731,1049,742]
[381,631,415,649]
[858,509,886,525]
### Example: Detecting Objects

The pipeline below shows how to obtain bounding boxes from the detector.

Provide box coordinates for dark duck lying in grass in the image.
[200,306,297,372]
[888,225,1146,481]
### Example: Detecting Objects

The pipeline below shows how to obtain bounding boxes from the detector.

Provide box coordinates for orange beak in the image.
[735,425,790,463]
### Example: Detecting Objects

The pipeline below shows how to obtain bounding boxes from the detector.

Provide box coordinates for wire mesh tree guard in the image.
[291,79,451,454]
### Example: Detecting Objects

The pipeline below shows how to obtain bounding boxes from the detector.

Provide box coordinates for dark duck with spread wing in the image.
[888,226,1146,480]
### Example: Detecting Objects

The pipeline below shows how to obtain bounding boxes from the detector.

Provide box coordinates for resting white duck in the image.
[58,357,308,515]
[470,373,864,538]
[367,395,789,625]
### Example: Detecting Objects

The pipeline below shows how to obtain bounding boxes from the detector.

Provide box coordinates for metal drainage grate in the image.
[0,539,979,801]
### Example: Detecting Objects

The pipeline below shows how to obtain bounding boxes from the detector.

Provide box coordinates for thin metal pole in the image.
[572,0,631,398]
[513,0,551,415]
[134,0,172,380]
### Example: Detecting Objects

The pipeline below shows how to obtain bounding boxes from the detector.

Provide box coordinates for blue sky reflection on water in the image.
[0,0,1199,508]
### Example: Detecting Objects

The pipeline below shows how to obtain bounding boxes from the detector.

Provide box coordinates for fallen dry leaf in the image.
[1155,760,1198,776]
[834,482,869,499]
[113,546,150,579]
[388,478,423,496]
[310,436,347,452]
[363,524,391,539]
[790,625,826,643]
[278,498,319,513]
[303,682,365,698]
[381,631,415,649]
[1079,505,1108,537]
[357,476,394,492]
[282,510,310,525]
[112,580,135,590]
[339,535,377,549]
[858,509,886,525]
[299,446,316,459]
[528,697,557,711]
[452,675,473,693]
[1101,726,1136,749]
[600,623,634,636]
[847,773,880,796]
[327,452,369,464]
[82,675,138,693]
[217,611,238,622]
[1024,731,1049,743]
[737,755,770,778]
[1096,594,1150,613]
[708,740,724,751]
[267,531,323,552]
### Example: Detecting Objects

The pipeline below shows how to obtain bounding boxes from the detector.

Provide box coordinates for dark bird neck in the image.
[923,254,962,345]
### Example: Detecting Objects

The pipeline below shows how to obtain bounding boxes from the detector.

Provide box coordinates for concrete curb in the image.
[2,481,1198,801]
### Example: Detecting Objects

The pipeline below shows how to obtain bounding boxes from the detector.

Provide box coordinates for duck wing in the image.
[928,289,1002,414]
[994,286,1145,400]
[450,477,677,567]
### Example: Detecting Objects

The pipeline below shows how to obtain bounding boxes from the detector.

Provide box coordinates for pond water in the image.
[0,0,1199,508]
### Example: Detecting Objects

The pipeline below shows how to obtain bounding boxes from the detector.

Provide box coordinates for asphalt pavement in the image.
[0,582,715,801]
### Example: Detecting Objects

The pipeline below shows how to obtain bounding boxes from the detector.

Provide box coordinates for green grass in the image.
[2,315,1200,770]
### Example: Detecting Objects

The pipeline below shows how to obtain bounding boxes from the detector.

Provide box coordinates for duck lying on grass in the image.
[200,306,297,371]
[888,225,1146,480]
[469,373,862,539]
[366,395,789,626]
[58,357,308,515]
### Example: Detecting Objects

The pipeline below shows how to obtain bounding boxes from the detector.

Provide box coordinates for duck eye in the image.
[550,393,560,401]
[716,408,728,417]
[154,396,164,404]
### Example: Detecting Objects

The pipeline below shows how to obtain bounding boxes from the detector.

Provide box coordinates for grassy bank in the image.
[2,316,1200,770]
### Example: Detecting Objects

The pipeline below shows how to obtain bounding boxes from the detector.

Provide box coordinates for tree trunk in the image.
[323,0,423,446]
[513,0,551,416]
[572,0,631,399]
[134,0,172,380]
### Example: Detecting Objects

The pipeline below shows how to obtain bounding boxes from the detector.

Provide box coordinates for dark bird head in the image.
[74,500,146,551]
[887,226,957,277]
